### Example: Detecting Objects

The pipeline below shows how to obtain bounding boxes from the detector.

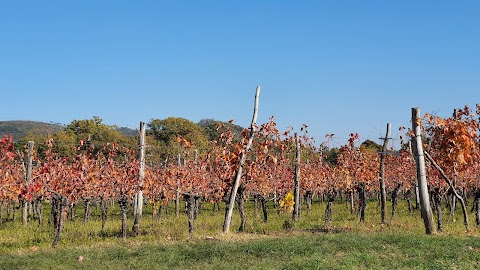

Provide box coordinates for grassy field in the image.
[1,200,479,269]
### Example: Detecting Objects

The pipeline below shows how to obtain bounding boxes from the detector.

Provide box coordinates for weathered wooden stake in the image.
[292,133,301,222]
[379,123,391,224]
[132,121,146,235]
[176,153,181,217]
[223,86,260,233]
[22,141,34,226]
[411,107,435,234]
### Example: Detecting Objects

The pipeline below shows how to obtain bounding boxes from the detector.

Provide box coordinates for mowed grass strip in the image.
[1,232,479,270]
[2,200,480,269]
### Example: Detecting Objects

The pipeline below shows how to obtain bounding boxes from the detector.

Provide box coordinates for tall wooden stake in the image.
[408,141,420,210]
[379,123,391,224]
[176,153,181,217]
[411,107,435,234]
[292,133,301,221]
[22,141,34,225]
[223,86,260,233]
[132,121,146,235]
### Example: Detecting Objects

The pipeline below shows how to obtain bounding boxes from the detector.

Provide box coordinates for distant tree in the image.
[360,139,381,153]
[199,119,220,141]
[64,116,135,151]
[148,117,209,162]
[323,148,341,165]
[198,119,244,142]
[16,132,50,158]
[51,130,78,158]
[18,117,135,158]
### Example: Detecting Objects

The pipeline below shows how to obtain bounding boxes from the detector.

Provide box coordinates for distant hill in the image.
[117,127,138,137]
[0,121,64,141]
[1,119,247,143]
[0,120,138,141]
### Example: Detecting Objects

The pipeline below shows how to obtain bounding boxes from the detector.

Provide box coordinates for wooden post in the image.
[176,153,181,217]
[379,123,391,224]
[132,193,137,216]
[22,141,34,226]
[140,121,146,214]
[132,121,146,235]
[292,133,301,221]
[26,141,34,184]
[223,86,260,233]
[411,108,435,234]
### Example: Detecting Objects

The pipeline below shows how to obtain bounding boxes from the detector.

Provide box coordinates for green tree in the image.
[323,147,341,165]
[198,119,244,142]
[360,139,381,153]
[51,130,78,157]
[14,117,136,159]
[148,117,209,162]
[64,116,136,154]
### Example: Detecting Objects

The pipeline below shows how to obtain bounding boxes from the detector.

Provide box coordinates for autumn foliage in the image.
[2,104,480,243]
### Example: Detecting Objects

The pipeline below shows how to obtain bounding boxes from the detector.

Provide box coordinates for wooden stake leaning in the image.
[223,86,261,233]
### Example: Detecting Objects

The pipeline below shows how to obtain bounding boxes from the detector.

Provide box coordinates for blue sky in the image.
[1,1,479,148]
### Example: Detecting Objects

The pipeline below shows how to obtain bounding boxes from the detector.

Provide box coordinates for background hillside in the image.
[0,119,244,143]
[0,120,138,141]
[0,121,64,141]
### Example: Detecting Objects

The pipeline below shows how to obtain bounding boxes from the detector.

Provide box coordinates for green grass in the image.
[1,231,479,269]
[1,200,480,269]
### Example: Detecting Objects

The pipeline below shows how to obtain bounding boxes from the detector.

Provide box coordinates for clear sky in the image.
[1,1,479,148]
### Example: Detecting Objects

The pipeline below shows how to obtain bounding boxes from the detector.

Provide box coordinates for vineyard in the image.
[1,89,480,256]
